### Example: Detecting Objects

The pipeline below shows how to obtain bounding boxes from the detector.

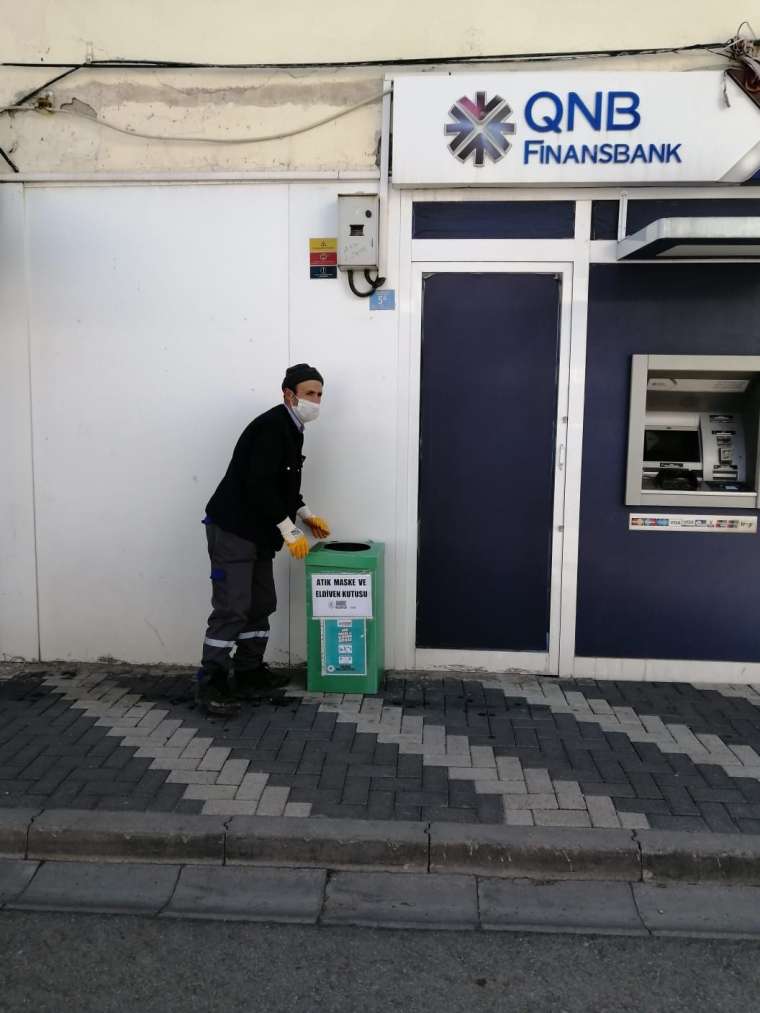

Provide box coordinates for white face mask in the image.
[294,398,320,424]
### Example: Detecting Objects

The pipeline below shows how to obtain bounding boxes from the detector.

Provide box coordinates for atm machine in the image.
[626,355,760,509]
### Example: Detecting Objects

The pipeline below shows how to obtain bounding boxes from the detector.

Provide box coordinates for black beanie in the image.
[282,363,324,391]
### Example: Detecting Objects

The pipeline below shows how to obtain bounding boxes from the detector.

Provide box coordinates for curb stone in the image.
[638,830,760,885]
[4,807,760,883]
[429,823,641,881]
[225,816,429,871]
[0,809,41,859]
[27,810,227,864]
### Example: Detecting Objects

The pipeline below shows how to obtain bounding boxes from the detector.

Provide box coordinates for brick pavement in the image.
[3,666,760,832]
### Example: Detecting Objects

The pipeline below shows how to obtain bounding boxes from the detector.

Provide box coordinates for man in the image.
[197,363,330,716]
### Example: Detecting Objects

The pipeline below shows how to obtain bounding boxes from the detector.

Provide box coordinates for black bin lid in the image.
[323,541,371,552]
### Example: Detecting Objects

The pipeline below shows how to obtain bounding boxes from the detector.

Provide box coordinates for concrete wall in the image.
[0,2,749,173]
[1,1,746,64]
[0,180,400,664]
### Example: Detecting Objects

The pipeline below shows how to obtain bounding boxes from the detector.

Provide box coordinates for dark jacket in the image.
[205,405,305,554]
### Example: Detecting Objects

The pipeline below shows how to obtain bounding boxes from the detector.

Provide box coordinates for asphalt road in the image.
[1,911,759,1013]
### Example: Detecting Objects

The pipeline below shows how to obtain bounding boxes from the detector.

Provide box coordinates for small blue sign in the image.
[369,289,396,311]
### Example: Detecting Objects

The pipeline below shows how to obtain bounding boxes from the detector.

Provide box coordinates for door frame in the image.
[395,258,575,674]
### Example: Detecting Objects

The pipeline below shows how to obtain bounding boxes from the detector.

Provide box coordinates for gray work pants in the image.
[201,522,277,674]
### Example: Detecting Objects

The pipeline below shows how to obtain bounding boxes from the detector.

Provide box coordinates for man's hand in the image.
[303,515,331,540]
[277,519,310,560]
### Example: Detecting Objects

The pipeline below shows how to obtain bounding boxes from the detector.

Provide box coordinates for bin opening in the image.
[324,541,371,552]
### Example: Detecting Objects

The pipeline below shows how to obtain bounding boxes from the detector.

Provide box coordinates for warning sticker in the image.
[321,619,367,676]
[629,514,757,533]
[311,573,373,619]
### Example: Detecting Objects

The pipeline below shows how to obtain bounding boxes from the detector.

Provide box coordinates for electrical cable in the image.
[2,89,390,143]
[0,38,738,71]
[0,145,18,172]
[0,65,83,115]
[347,269,386,297]
[0,65,83,171]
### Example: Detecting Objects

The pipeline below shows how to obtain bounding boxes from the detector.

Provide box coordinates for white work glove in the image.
[277,518,309,560]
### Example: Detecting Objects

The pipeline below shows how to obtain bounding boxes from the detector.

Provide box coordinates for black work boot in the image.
[234,662,291,700]
[195,665,240,717]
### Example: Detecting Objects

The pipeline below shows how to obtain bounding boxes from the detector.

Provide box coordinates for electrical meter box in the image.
[305,541,384,695]
[625,354,760,508]
[337,193,379,270]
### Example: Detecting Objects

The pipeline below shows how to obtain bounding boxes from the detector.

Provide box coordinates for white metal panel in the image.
[0,184,39,660]
[570,655,760,684]
[286,183,402,664]
[416,649,551,675]
[25,183,291,664]
[557,202,591,678]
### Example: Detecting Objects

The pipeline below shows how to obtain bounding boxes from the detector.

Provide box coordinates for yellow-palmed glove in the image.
[298,506,331,540]
[304,516,331,539]
[277,519,310,560]
[286,535,309,560]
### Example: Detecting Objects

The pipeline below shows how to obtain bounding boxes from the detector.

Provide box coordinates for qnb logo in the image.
[445,91,515,166]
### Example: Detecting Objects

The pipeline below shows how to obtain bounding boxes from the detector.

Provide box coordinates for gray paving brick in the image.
[586,795,621,829]
[198,747,232,772]
[618,812,650,830]
[534,810,591,828]
[648,814,710,832]
[201,800,260,816]
[503,793,558,811]
[698,802,739,834]
[215,759,250,786]
[554,781,586,810]
[256,786,290,816]
[660,786,701,816]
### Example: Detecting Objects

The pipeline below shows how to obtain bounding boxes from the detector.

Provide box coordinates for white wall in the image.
[0,180,400,665]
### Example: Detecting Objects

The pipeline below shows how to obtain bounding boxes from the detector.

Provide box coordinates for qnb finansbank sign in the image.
[392,72,760,186]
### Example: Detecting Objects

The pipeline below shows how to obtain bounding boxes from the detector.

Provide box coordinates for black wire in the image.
[6,65,83,110]
[348,271,373,298]
[0,145,18,172]
[347,270,386,297]
[0,66,83,170]
[0,39,737,72]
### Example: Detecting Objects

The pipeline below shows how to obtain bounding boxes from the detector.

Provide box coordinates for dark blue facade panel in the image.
[576,263,760,663]
[412,201,575,239]
[418,272,560,651]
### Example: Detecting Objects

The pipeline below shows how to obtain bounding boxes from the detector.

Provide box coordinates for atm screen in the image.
[644,429,701,463]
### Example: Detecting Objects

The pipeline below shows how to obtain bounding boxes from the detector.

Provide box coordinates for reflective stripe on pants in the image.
[201,522,276,672]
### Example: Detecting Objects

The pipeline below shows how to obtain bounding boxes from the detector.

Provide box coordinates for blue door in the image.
[417,271,563,655]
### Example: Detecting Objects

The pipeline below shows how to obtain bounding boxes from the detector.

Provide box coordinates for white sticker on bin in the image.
[311,573,373,619]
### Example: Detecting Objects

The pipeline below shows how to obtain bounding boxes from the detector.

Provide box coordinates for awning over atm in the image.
[616,217,760,259]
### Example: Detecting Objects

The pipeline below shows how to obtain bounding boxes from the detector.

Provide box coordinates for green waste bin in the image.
[305,541,384,694]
